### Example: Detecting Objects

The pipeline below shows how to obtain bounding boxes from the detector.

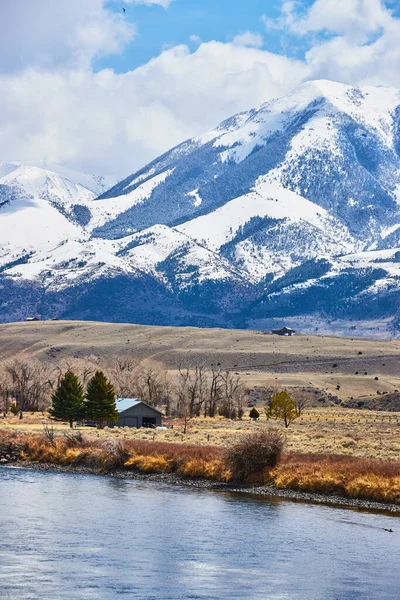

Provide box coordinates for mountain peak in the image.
[1,80,399,336]
[0,160,114,196]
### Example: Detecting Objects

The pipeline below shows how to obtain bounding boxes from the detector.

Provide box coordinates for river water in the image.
[0,467,398,600]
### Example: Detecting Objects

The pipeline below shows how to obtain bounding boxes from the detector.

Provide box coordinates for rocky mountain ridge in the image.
[0,80,399,336]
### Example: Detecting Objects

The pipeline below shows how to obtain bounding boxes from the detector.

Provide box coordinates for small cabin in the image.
[272,327,295,336]
[26,317,40,322]
[115,398,163,428]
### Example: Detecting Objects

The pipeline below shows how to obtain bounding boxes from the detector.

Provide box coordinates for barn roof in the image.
[116,398,141,413]
[116,398,163,415]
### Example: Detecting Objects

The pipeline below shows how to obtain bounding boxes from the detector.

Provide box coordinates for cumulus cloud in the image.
[0,42,307,177]
[264,0,400,87]
[232,31,264,48]
[2,0,400,180]
[290,0,390,39]
[0,0,135,72]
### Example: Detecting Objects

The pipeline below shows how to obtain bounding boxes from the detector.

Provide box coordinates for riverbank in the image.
[1,430,399,512]
[5,460,400,515]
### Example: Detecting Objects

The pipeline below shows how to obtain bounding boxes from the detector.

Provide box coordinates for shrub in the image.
[225,427,285,481]
[125,455,172,473]
[179,458,229,481]
[98,440,129,470]
[249,407,260,420]
[10,404,19,416]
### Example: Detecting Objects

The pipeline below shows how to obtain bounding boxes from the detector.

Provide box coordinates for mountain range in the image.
[1,80,399,337]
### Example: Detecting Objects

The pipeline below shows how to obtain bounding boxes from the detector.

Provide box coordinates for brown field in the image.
[1,406,399,460]
[1,320,400,400]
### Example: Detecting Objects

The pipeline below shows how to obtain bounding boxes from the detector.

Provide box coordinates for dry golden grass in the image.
[274,454,400,504]
[124,455,172,473]
[1,405,399,460]
[2,429,399,504]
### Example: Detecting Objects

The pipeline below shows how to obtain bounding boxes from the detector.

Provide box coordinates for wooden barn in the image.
[115,398,163,428]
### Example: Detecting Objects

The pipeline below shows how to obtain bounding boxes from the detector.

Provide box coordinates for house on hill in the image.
[272,327,296,336]
[114,398,163,428]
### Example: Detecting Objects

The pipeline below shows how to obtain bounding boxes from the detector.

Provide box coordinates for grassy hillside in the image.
[0,320,399,400]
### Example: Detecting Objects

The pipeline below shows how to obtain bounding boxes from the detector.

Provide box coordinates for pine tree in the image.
[85,370,118,427]
[249,407,260,420]
[49,371,85,428]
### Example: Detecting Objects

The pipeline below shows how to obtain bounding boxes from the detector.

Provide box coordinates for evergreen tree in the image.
[49,371,85,428]
[85,370,118,426]
[249,407,260,420]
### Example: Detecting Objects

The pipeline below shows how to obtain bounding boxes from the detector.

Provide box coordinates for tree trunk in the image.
[69,419,73,428]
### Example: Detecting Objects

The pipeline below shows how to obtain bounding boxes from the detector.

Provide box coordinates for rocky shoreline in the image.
[3,460,399,515]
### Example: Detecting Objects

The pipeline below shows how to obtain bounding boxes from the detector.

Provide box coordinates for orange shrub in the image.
[124,455,172,473]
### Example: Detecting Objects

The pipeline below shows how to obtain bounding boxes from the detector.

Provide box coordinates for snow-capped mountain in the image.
[1,80,399,336]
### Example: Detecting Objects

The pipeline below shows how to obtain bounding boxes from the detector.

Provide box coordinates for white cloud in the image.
[293,0,390,38]
[125,0,175,6]
[190,34,202,44]
[264,0,400,87]
[2,0,400,182]
[263,1,298,31]
[264,0,390,36]
[232,31,264,48]
[0,1,135,72]
[0,42,307,178]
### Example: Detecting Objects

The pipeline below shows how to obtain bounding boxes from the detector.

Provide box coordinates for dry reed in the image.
[1,430,398,504]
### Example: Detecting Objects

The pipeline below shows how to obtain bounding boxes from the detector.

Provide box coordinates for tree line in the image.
[0,357,310,429]
[0,358,247,424]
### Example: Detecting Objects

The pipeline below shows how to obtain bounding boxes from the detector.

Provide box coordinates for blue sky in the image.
[99,0,313,72]
[2,0,400,177]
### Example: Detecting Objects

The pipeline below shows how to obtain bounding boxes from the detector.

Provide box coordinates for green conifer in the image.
[249,407,260,420]
[49,371,85,428]
[85,370,118,426]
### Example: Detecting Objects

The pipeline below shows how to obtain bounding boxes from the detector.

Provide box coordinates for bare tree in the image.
[136,365,171,407]
[54,357,99,388]
[5,360,52,412]
[291,390,310,417]
[204,367,224,418]
[219,371,243,419]
[109,357,140,398]
[173,364,208,431]
[172,364,247,422]
[0,370,12,415]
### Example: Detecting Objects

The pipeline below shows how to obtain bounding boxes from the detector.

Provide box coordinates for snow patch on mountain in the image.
[122,224,243,286]
[178,182,354,253]
[187,189,202,207]
[87,169,174,231]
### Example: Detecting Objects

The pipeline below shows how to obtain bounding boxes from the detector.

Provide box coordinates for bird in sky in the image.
[123,6,126,13]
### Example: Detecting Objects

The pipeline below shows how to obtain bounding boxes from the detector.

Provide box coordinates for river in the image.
[0,467,398,599]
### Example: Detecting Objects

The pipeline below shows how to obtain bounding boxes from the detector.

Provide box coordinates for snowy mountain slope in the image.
[0,162,91,268]
[93,80,400,244]
[1,80,399,335]
[0,161,122,267]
